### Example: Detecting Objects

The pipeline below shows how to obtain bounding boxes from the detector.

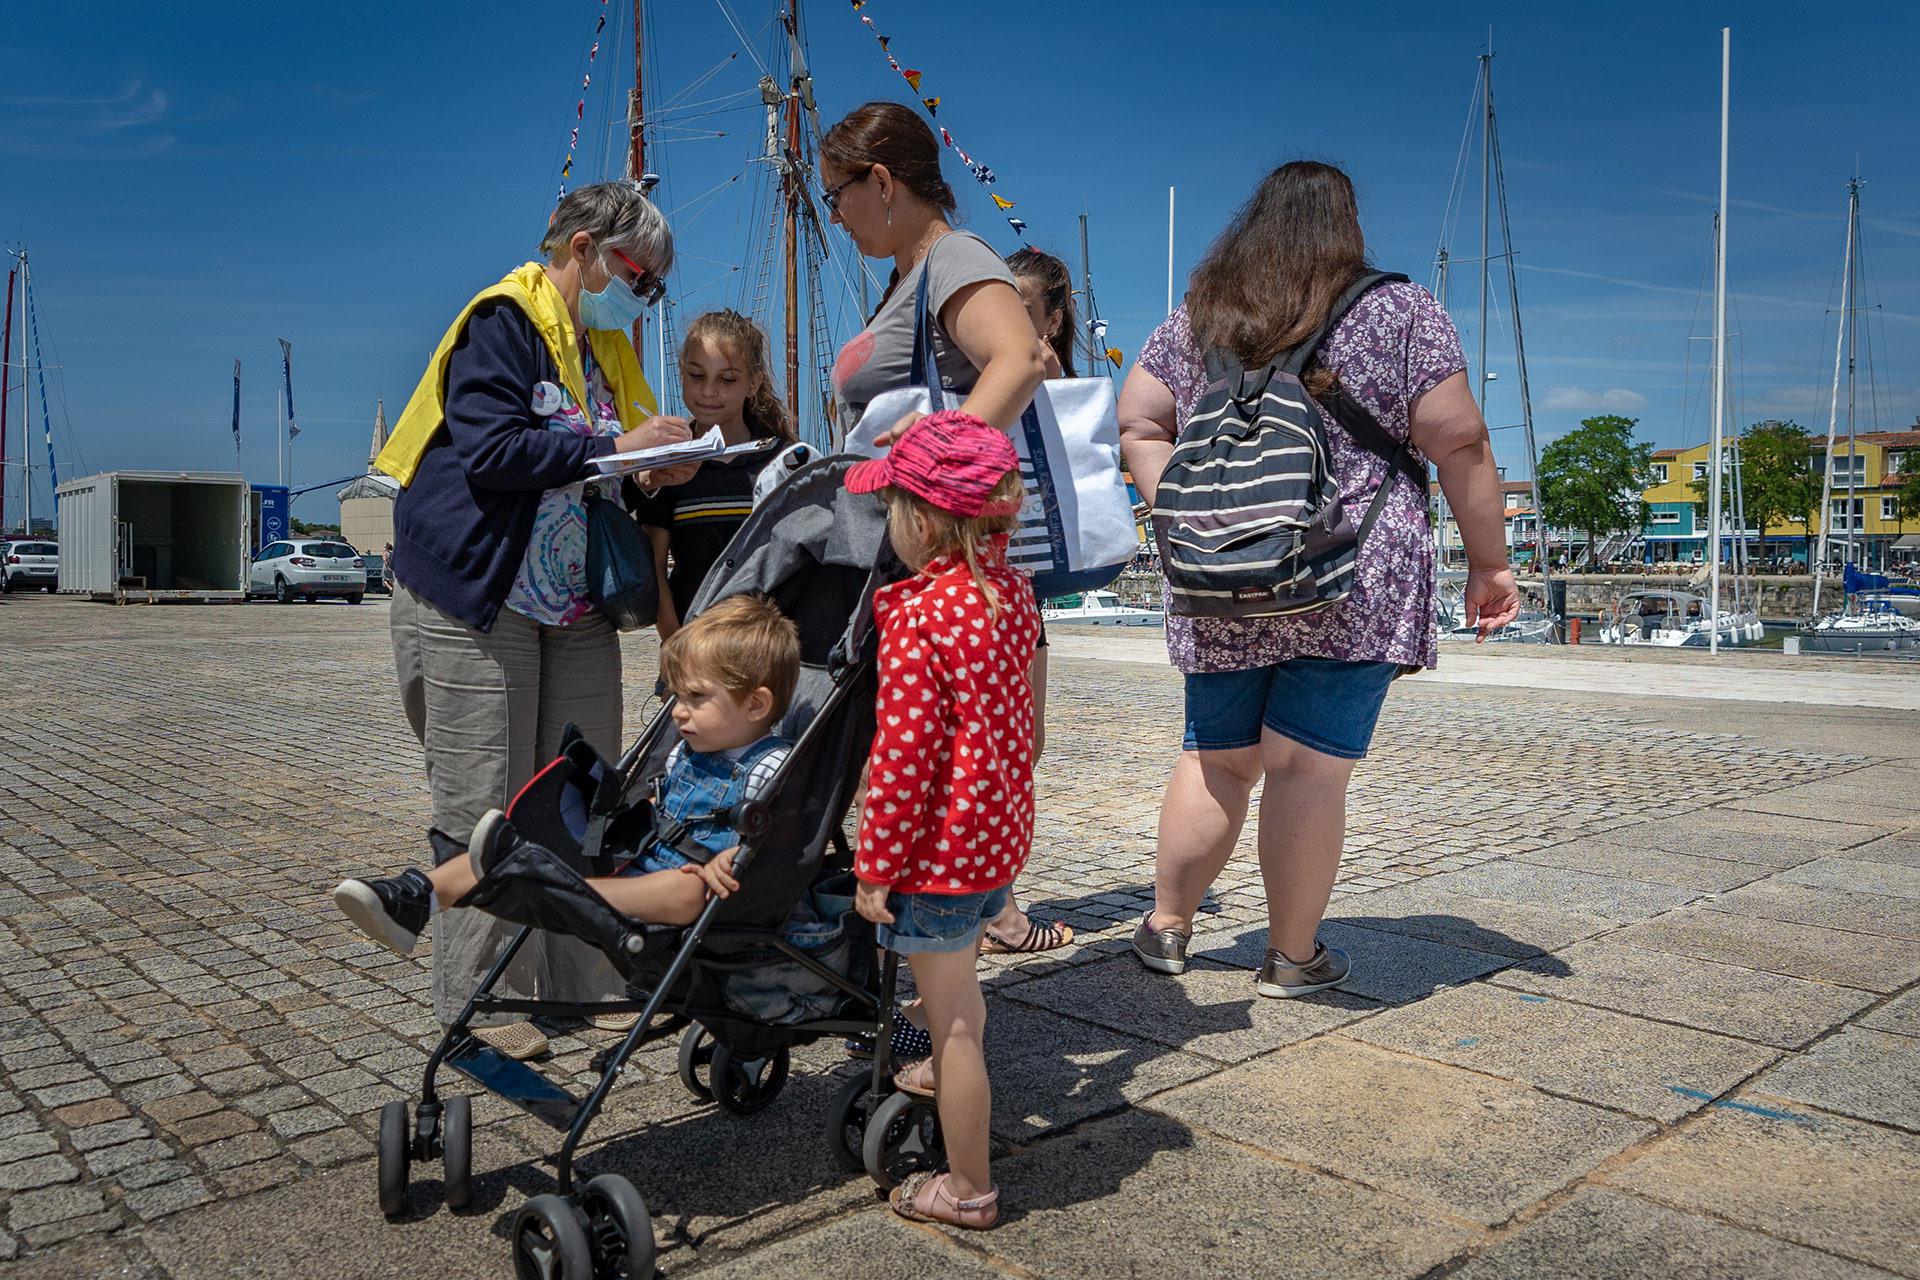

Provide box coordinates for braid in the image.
[682,310,797,443]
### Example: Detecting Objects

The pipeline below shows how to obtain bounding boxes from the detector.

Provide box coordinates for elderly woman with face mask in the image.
[372,180,693,1060]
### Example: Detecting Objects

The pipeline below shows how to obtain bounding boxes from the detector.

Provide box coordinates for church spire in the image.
[368,397,388,470]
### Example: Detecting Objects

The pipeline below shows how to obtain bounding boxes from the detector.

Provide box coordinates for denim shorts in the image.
[1182,657,1399,759]
[877,887,1010,956]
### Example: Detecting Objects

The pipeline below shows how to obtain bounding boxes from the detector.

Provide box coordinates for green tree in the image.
[1538,415,1652,569]
[1893,470,1920,533]
[1690,419,1819,564]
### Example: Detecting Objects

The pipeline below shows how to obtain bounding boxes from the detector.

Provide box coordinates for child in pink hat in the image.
[846,410,1040,1229]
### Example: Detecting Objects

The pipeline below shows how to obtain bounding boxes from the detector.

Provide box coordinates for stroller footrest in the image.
[445,1036,580,1132]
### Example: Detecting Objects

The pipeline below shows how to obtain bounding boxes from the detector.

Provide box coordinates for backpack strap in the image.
[1281,271,1428,493]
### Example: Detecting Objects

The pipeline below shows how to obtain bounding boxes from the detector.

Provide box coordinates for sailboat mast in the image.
[1844,179,1860,572]
[1,261,14,533]
[20,252,31,535]
[1476,44,1491,413]
[1708,26,1730,655]
[1811,179,1857,617]
[782,0,803,427]
[628,1,654,385]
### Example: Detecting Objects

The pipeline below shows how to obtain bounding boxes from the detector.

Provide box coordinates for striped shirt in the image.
[636,449,774,617]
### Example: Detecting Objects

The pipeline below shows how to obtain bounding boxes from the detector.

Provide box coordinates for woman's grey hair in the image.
[539,181,674,275]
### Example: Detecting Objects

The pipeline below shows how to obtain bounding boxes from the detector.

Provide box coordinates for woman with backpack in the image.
[1117,160,1518,997]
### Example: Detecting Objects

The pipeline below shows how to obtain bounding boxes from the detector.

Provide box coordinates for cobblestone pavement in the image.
[1,594,1916,1278]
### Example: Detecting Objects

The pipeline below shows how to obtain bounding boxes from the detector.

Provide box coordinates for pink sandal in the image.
[893,1058,936,1098]
[890,1170,1000,1229]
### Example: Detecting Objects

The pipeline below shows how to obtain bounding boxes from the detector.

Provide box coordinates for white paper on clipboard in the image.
[587,428,778,478]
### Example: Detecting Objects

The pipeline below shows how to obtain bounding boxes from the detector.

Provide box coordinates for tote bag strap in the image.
[909,238,949,411]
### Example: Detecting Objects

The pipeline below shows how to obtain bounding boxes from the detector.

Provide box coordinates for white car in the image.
[1,540,58,592]
[249,539,367,604]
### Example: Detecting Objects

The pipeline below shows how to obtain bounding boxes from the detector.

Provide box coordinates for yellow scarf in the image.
[374,261,657,486]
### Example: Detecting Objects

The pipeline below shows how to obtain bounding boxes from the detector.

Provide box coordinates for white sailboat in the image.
[1799,178,1915,655]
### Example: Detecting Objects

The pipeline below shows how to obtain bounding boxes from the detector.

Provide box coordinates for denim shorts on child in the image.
[877,887,1010,956]
[1182,657,1399,760]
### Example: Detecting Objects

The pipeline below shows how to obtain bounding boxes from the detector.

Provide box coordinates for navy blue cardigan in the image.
[391,302,620,631]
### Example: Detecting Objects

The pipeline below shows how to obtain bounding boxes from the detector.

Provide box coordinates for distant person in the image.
[640,310,797,637]
[1118,161,1519,997]
[374,180,697,1059]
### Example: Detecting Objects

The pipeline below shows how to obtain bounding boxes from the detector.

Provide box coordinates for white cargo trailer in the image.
[55,470,249,603]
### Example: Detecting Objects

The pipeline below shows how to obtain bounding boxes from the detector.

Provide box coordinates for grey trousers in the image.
[391,583,627,1025]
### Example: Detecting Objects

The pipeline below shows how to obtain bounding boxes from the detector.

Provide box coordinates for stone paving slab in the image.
[1842,835,1920,868]
[1450,1186,1896,1280]
[0,595,1911,1276]
[1321,882,1617,958]
[1703,878,1920,941]
[1148,1038,1654,1226]
[1511,839,1774,891]
[1750,1028,1920,1132]
[1341,984,1782,1122]
[1607,1107,1920,1278]
[1860,989,1920,1039]
[1493,938,1881,1048]
[997,953,1377,1065]
[1195,921,1517,1007]
[1778,856,1920,900]
[983,1109,1478,1280]
[1402,862,1706,922]
[1604,905,1920,992]
[686,1209,1011,1279]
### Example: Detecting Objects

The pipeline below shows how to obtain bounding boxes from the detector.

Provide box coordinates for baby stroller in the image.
[371,458,947,1278]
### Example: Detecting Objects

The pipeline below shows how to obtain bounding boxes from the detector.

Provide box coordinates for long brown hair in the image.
[1186,161,1370,394]
[1006,247,1076,377]
[681,310,796,443]
[821,101,957,214]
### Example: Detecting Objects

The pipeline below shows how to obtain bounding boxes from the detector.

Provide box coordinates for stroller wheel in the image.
[512,1194,591,1280]
[708,1044,791,1117]
[441,1094,472,1211]
[581,1174,657,1280]
[377,1100,410,1218]
[861,1089,944,1190]
[675,1023,717,1102]
[825,1073,884,1174]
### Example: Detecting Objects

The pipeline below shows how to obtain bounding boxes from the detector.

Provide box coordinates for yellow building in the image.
[1641,427,1920,566]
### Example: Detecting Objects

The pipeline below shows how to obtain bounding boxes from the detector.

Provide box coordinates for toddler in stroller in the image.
[328,457,952,1280]
[335,594,801,950]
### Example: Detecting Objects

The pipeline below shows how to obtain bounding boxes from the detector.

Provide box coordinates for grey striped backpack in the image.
[1153,271,1429,619]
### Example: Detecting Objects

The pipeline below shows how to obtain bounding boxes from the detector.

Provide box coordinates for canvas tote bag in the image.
[847,240,1137,598]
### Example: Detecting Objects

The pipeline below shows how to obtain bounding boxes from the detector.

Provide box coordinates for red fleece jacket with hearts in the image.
[855,535,1040,895]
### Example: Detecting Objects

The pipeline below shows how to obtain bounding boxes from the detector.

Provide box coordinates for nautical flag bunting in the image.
[853,7,1029,237]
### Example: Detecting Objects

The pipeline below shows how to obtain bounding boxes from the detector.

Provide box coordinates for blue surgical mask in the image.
[579,256,649,331]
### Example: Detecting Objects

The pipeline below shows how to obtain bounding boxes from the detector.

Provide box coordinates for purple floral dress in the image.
[1137,282,1464,673]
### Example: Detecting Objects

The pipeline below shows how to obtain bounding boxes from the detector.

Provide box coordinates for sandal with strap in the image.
[981,917,1075,955]
[890,1170,1000,1230]
[893,1057,936,1098]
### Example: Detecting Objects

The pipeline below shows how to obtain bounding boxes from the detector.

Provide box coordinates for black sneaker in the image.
[333,868,433,955]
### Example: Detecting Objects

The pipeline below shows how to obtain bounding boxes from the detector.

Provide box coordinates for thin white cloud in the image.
[1541,386,1650,414]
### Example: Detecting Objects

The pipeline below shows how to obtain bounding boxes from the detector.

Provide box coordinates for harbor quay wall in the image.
[1109,571,1843,622]
[1558,574,1840,622]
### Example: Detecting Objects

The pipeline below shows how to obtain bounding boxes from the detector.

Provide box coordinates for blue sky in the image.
[2,0,1916,525]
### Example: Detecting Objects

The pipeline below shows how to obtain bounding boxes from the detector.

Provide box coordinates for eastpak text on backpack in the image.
[1152,271,1429,620]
